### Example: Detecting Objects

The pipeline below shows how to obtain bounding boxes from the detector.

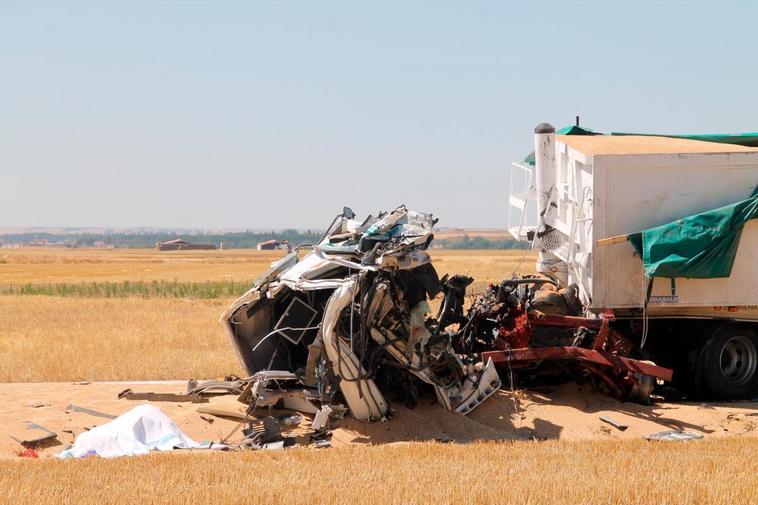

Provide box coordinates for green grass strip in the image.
[0,280,253,299]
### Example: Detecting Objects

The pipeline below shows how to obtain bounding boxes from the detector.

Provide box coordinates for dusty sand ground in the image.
[3,380,757,459]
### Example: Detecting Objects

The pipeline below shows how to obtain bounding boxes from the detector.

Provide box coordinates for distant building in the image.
[156,239,217,251]
[256,239,281,250]
[256,239,290,251]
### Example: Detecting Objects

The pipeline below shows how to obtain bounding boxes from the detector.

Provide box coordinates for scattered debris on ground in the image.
[117,388,208,403]
[186,376,243,396]
[65,404,117,420]
[600,416,628,431]
[4,381,758,459]
[9,422,57,448]
[645,430,705,442]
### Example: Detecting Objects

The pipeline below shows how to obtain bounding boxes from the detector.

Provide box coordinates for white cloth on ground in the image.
[57,404,209,459]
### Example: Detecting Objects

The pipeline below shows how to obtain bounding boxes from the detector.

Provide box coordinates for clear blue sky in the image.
[2,1,757,229]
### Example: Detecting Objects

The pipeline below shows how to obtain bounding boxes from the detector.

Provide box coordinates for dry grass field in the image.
[2,247,753,505]
[0,247,532,287]
[434,228,514,240]
[0,296,240,382]
[2,439,756,504]
[0,248,285,284]
[0,249,534,382]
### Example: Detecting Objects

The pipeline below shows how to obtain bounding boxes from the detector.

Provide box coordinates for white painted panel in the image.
[589,152,758,309]
[550,142,758,311]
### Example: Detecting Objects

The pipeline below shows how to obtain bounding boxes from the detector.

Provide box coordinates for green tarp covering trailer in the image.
[612,131,758,148]
[629,186,758,279]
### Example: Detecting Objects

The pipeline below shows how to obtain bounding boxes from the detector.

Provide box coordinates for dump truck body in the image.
[508,124,758,398]
[510,130,758,318]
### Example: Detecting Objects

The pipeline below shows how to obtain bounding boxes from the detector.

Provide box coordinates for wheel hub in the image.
[719,335,757,387]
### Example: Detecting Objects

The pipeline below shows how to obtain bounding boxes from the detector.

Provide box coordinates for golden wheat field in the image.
[0,248,533,382]
[0,248,286,284]
[0,296,240,382]
[0,247,531,286]
[2,440,757,505]
[2,247,755,505]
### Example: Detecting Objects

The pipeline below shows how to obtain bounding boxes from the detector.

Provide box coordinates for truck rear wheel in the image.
[700,325,758,399]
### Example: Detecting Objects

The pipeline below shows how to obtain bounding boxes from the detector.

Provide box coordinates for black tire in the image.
[699,325,758,399]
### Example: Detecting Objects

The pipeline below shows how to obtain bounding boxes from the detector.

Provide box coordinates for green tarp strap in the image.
[612,131,758,148]
[523,124,599,166]
[556,125,599,136]
[629,186,758,279]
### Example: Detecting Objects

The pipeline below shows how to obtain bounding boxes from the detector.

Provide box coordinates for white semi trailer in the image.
[508,123,758,398]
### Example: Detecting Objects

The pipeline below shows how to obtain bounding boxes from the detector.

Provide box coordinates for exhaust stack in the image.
[533,122,567,284]
[534,122,556,225]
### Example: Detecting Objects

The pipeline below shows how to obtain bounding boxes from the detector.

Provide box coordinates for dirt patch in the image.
[3,381,757,459]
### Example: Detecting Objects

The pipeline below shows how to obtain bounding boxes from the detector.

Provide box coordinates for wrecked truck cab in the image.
[221,206,501,421]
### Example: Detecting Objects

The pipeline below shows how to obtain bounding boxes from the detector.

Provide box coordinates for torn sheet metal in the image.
[10,422,57,447]
[196,406,247,421]
[237,370,320,414]
[600,416,628,431]
[311,405,332,431]
[65,404,117,420]
[222,206,501,421]
[186,378,243,396]
[320,278,388,420]
[117,389,208,403]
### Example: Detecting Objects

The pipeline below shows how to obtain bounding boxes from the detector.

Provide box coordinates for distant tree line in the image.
[1,230,528,250]
[0,229,322,249]
[433,235,529,250]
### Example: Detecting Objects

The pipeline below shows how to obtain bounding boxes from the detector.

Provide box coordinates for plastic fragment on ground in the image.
[645,430,704,441]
